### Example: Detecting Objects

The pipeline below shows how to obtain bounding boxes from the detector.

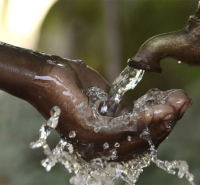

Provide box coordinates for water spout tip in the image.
[127,58,162,73]
[195,1,200,18]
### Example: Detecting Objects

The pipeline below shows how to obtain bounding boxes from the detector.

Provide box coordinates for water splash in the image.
[79,86,131,133]
[110,66,144,104]
[31,105,195,185]
[69,131,76,138]
[101,66,144,116]
[30,63,194,185]
[81,87,167,134]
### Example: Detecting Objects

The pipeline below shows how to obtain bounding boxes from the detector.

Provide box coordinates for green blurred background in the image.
[0,0,199,184]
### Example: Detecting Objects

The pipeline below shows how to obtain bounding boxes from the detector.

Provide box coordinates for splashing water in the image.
[110,66,144,104]
[30,66,194,185]
[31,103,195,185]
[100,66,144,116]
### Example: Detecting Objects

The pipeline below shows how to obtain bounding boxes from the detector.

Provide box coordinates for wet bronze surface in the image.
[0,42,192,161]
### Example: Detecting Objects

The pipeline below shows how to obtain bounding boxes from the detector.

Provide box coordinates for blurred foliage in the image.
[0,0,200,184]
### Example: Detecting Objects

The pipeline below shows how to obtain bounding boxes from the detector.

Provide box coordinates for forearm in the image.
[0,42,47,100]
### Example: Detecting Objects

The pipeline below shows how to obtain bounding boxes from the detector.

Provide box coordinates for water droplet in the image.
[94,127,100,133]
[50,106,61,117]
[132,111,138,116]
[103,142,109,150]
[161,100,165,104]
[178,61,182,64]
[114,142,120,147]
[130,70,136,76]
[69,131,76,138]
[134,103,140,108]
[112,150,117,156]
[100,105,108,114]
[70,59,86,65]
[47,59,65,67]
[142,130,149,136]
[166,125,172,130]
[47,59,53,64]
[57,62,64,67]
[186,173,194,182]
[127,135,132,142]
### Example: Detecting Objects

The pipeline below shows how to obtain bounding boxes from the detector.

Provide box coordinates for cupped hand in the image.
[0,43,191,162]
[31,57,191,162]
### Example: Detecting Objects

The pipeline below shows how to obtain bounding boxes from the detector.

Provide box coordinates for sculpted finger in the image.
[115,89,192,158]
[140,104,176,147]
[115,104,175,158]
[150,89,191,147]
[147,104,176,145]
[165,89,192,118]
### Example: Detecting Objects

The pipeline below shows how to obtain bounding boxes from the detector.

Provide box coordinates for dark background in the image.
[0,0,199,184]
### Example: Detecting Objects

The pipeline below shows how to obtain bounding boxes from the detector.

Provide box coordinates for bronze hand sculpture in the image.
[0,42,191,161]
[128,1,200,73]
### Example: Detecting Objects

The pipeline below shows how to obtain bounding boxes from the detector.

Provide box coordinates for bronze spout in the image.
[128,1,200,73]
